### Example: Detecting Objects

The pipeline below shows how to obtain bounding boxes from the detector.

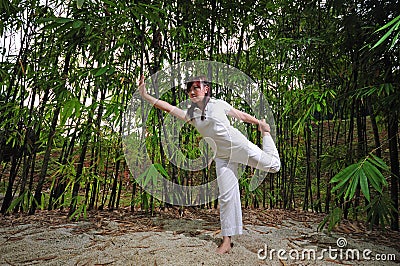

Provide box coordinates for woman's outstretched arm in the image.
[138,75,187,121]
[228,108,271,135]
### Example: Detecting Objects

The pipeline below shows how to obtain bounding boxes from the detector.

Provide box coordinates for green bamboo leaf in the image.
[7,194,24,213]
[73,98,82,118]
[317,214,329,232]
[94,66,109,77]
[391,31,400,49]
[152,170,159,185]
[328,207,343,232]
[364,161,383,193]
[37,17,56,23]
[369,161,388,186]
[42,22,62,31]
[330,163,359,183]
[335,183,347,198]
[375,15,400,32]
[345,174,359,200]
[60,99,76,126]
[143,167,153,187]
[366,194,396,229]
[154,163,169,178]
[69,202,85,221]
[54,22,75,35]
[364,161,382,190]
[23,191,31,212]
[77,0,85,9]
[114,154,125,162]
[72,20,83,29]
[331,171,353,193]
[40,193,46,210]
[102,0,117,6]
[316,103,321,112]
[106,66,115,75]
[55,17,74,24]
[359,169,370,202]
[137,167,149,186]
[368,154,389,170]
[141,164,163,187]
[372,26,395,49]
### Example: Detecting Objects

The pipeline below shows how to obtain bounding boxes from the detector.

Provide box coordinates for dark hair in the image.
[186,76,212,121]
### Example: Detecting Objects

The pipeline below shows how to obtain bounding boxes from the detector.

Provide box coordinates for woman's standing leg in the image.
[215,157,242,253]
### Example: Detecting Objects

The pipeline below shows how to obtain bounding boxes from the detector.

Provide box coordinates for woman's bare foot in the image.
[258,119,271,136]
[216,236,233,254]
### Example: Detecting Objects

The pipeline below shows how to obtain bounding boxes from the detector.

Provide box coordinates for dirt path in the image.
[0,209,399,265]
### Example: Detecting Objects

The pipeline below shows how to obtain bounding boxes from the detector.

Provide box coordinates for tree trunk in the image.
[29,106,61,215]
[303,124,313,211]
[69,86,96,217]
[388,113,399,230]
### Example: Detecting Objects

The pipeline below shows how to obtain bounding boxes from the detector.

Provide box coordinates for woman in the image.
[138,75,280,254]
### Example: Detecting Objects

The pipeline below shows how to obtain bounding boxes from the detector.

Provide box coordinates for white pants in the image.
[216,135,280,236]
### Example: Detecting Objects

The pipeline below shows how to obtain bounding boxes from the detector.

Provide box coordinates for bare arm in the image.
[228,108,259,124]
[228,107,271,136]
[138,75,187,121]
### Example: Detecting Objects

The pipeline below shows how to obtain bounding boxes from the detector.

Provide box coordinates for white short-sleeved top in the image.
[187,98,249,159]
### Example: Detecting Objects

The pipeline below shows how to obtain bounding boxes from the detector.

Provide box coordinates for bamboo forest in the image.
[1,0,399,237]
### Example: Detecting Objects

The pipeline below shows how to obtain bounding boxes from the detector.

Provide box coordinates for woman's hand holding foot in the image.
[258,119,271,136]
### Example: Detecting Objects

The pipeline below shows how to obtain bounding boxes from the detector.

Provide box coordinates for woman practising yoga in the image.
[138,75,280,254]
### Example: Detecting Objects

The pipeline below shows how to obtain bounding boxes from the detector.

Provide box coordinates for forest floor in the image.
[0,208,400,266]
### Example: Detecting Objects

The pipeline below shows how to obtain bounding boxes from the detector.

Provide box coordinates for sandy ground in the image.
[0,209,399,266]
